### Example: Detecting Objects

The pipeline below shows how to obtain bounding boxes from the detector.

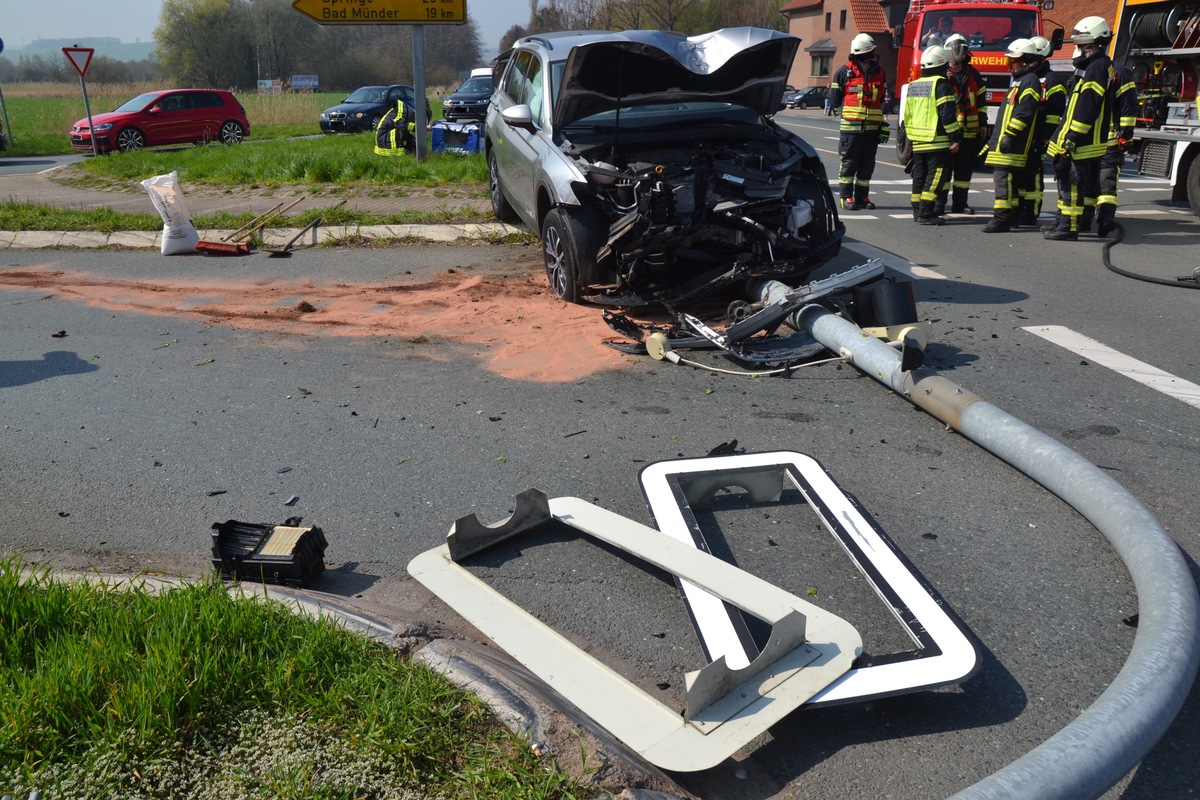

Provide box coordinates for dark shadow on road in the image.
[914,276,1031,306]
[0,350,99,388]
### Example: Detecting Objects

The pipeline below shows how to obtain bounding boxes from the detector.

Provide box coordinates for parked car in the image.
[441,72,495,122]
[786,86,829,110]
[69,89,249,154]
[486,28,843,305]
[319,85,432,134]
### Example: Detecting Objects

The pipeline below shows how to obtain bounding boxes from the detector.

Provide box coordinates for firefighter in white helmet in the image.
[936,33,988,216]
[902,45,963,225]
[1044,16,1116,240]
[829,33,889,211]
[1018,35,1069,227]
[981,39,1044,232]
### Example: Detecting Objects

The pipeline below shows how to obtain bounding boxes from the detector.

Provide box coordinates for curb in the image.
[0,222,529,250]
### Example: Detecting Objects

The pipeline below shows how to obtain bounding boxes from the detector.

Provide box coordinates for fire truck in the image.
[887,0,1058,124]
[1114,0,1200,218]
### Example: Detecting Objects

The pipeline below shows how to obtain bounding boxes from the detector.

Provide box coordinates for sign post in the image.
[291,0,467,162]
[63,46,98,157]
[0,38,12,148]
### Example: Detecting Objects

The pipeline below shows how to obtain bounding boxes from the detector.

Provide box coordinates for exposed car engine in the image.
[570,130,843,306]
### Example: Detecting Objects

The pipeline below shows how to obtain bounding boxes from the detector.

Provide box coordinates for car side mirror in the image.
[892,24,904,48]
[501,104,536,132]
[149,106,162,114]
[1050,28,1065,51]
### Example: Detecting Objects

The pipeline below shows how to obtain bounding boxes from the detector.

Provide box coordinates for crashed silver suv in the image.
[486,27,845,306]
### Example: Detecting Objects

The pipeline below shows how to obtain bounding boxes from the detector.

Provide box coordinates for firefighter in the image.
[936,34,988,216]
[829,33,889,211]
[1021,35,1069,227]
[981,39,1044,233]
[1044,16,1117,241]
[374,97,415,156]
[902,45,963,226]
[1089,60,1139,237]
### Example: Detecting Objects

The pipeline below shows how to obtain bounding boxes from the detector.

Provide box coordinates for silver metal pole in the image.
[412,24,428,161]
[794,305,1200,800]
[80,75,98,157]
[0,84,13,147]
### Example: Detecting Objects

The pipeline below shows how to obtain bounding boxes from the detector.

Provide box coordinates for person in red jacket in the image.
[936,34,988,216]
[829,33,889,211]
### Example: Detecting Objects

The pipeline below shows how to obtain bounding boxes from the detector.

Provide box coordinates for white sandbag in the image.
[141,172,199,255]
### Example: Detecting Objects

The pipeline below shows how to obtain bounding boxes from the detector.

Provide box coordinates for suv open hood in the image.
[554,27,800,128]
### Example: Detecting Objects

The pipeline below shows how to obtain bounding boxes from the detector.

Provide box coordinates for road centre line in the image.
[1022,325,1200,410]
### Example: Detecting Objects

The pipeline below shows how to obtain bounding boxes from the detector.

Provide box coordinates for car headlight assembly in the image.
[93,123,113,132]
[353,112,364,119]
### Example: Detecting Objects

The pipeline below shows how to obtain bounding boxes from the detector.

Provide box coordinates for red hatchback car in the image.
[70,89,250,154]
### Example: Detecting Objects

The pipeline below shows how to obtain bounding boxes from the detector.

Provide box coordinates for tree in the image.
[154,0,256,87]
[499,24,528,52]
[250,0,318,80]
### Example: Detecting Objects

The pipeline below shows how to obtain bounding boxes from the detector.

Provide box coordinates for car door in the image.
[142,92,194,145]
[188,92,223,141]
[491,50,543,226]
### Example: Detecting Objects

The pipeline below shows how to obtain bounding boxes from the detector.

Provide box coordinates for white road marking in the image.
[1022,325,1200,410]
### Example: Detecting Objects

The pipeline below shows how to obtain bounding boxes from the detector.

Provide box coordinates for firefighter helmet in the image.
[921,45,949,69]
[944,33,970,58]
[1029,35,1052,58]
[1005,38,1041,60]
[1071,16,1112,45]
[850,33,877,56]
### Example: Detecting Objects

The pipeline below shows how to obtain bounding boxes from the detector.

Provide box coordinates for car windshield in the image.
[113,92,161,113]
[344,87,385,103]
[456,76,492,93]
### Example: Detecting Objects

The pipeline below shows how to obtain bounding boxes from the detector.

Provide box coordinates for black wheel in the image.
[220,120,244,144]
[116,127,145,152]
[488,148,518,223]
[541,206,599,304]
[369,115,382,131]
[798,100,808,110]
[1186,154,1200,220]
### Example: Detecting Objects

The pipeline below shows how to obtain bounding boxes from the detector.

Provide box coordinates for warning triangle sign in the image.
[62,47,94,78]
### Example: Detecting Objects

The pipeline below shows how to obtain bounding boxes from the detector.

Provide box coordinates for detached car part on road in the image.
[486,27,845,307]
[69,89,249,154]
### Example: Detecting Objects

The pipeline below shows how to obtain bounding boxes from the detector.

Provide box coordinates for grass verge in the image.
[0,556,590,799]
[0,201,497,233]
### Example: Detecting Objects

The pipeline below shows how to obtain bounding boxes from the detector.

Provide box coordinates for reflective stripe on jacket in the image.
[948,64,987,139]
[831,60,886,131]
[374,99,412,156]
[1049,53,1115,160]
[903,75,961,151]
[985,71,1041,168]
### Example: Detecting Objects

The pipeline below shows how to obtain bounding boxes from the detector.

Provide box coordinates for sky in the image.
[2,0,531,56]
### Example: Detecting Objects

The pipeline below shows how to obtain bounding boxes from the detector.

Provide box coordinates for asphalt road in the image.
[1,118,1198,799]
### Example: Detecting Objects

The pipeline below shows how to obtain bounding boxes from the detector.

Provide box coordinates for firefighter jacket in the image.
[1035,62,1069,151]
[1047,51,1115,160]
[984,70,1042,168]
[831,59,887,132]
[903,73,962,152]
[1109,62,1138,142]
[947,63,987,140]
[374,99,414,157]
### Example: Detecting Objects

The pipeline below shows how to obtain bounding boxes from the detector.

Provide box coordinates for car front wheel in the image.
[541,206,600,304]
[220,121,245,144]
[116,128,145,152]
[488,149,518,223]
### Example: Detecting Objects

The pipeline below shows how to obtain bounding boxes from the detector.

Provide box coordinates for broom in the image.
[196,198,303,256]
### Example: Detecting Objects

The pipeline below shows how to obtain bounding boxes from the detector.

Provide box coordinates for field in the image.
[0,82,439,156]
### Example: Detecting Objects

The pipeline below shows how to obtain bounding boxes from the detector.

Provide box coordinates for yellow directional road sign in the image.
[291,0,466,25]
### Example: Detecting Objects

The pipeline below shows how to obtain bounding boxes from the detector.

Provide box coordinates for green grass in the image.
[0,556,590,799]
[70,136,487,188]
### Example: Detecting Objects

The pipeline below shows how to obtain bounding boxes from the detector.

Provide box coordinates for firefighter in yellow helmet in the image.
[936,33,988,216]
[374,97,415,156]
[902,45,963,225]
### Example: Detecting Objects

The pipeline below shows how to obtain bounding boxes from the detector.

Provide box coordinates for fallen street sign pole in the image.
[291,0,468,162]
[62,46,98,157]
